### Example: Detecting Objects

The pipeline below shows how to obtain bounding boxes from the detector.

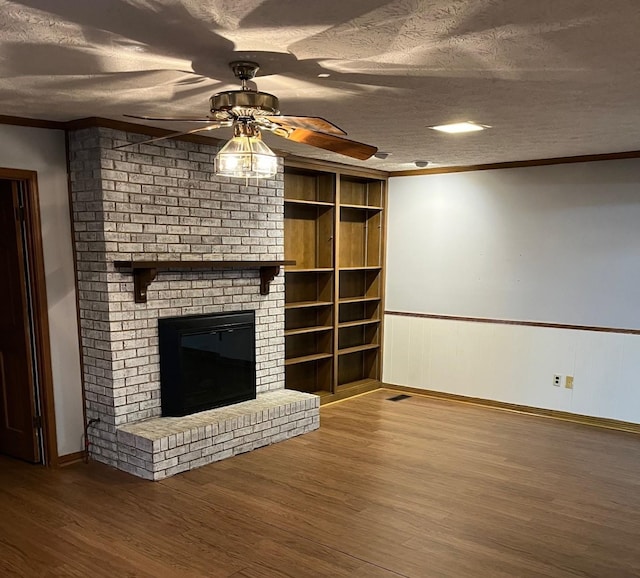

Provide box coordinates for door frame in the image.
[0,167,58,466]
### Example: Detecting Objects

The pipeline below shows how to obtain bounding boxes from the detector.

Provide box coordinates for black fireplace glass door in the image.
[159,311,256,416]
[180,326,254,411]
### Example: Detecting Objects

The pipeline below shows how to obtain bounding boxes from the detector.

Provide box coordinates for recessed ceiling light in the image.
[374,151,391,159]
[317,73,331,78]
[413,160,430,168]
[429,121,489,134]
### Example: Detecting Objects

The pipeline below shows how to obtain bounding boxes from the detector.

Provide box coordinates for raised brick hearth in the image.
[117,390,318,480]
[68,126,319,479]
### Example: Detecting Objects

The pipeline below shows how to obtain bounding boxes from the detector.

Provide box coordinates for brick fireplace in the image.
[68,126,319,480]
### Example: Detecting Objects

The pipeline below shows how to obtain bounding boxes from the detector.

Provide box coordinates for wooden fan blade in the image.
[124,114,215,122]
[114,124,224,150]
[284,129,377,160]
[264,115,346,136]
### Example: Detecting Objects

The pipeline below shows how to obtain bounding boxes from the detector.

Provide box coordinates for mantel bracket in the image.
[133,268,157,303]
[259,265,280,296]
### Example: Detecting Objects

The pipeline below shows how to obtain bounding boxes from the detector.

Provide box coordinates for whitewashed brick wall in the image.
[68,126,286,467]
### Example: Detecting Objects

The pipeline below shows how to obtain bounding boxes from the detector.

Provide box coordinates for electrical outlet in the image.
[565,376,574,389]
[553,374,562,387]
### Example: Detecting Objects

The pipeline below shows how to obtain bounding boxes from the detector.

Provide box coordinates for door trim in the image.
[0,168,58,466]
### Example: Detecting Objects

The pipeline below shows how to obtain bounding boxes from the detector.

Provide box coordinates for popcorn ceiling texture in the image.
[3,1,640,170]
[68,127,318,478]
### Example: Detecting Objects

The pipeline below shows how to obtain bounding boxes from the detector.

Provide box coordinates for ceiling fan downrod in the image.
[230,61,260,91]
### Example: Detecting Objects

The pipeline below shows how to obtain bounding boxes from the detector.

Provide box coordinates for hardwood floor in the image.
[2,389,640,577]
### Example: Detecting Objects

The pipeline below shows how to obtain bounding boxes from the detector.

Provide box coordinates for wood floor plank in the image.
[2,389,640,576]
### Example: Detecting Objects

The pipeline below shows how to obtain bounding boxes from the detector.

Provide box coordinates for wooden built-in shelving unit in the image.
[283,163,386,403]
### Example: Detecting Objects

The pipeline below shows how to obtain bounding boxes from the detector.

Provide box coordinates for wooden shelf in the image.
[285,326,333,337]
[339,266,382,271]
[284,169,335,205]
[338,319,380,329]
[285,354,333,396]
[340,176,384,209]
[114,259,295,303]
[285,353,333,366]
[337,378,380,391]
[284,388,333,397]
[337,344,380,356]
[285,267,334,273]
[339,297,381,305]
[339,207,383,269]
[285,199,334,207]
[285,300,333,310]
[340,203,383,211]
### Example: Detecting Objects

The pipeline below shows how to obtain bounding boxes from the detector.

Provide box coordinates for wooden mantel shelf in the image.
[114,260,295,303]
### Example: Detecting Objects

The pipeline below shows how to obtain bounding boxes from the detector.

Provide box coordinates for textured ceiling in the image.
[1,0,639,171]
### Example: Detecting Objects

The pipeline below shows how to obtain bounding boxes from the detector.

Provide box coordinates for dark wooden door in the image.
[0,179,40,462]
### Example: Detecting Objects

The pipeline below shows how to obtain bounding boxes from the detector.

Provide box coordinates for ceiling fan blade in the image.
[114,124,225,150]
[124,114,215,122]
[283,129,377,160]
[263,115,346,135]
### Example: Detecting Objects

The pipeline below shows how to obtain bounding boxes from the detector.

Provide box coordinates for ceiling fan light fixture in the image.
[429,121,489,134]
[214,123,278,179]
[121,61,377,164]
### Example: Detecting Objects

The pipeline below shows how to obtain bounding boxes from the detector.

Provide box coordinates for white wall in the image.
[0,124,84,455]
[384,159,640,423]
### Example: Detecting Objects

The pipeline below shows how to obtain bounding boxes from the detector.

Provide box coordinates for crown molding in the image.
[0,115,66,130]
[283,154,389,179]
[2,114,638,176]
[390,150,640,177]
[63,117,226,146]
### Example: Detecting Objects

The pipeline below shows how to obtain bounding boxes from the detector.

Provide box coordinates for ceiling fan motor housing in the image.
[210,90,280,118]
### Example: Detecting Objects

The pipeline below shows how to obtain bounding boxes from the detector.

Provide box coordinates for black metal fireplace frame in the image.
[158,310,256,417]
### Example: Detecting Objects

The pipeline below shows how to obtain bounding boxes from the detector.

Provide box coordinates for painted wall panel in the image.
[0,124,84,455]
[383,315,640,423]
[385,159,640,423]
[387,159,640,329]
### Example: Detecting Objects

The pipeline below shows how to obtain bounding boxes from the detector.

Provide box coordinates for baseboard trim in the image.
[322,387,382,407]
[382,384,640,435]
[319,380,382,406]
[58,451,86,466]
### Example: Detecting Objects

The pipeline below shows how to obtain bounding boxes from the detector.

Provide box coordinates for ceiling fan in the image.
[120,61,378,175]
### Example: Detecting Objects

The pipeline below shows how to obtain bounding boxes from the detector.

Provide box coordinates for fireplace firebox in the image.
[158,311,256,417]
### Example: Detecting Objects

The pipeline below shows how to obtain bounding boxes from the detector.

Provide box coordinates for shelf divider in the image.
[340,203,383,211]
[285,300,333,310]
[338,319,381,329]
[284,198,334,207]
[285,267,334,273]
[339,296,381,305]
[337,343,380,356]
[285,326,333,336]
[285,352,334,366]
